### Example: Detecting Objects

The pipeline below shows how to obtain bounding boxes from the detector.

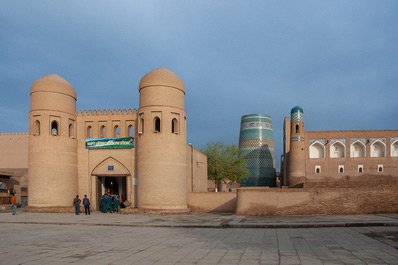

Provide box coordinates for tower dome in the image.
[139,68,185,93]
[30,74,76,99]
[290,106,304,120]
[30,74,76,114]
[138,68,185,109]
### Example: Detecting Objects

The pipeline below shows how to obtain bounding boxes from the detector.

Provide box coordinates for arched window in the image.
[330,142,345,158]
[391,141,398,157]
[69,123,75,138]
[295,124,299,133]
[371,141,385,157]
[128,125,134,137]
[172,118,178,134]
[114,125,120,137]
[34,120,40,136]
[351,141,366,158]
[100,125,107,138]
[358,166,363,173]
[339,167,344,173]
[309,142,325,158]
[154,117,160,133]
[51,121,58,136]
[378,165,383,172]
[86,126,92,138]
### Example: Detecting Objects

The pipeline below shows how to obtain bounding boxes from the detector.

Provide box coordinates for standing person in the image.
[100,194,105,213]
[114,195,120,213]
[82,195,91,215]
[105,194,112,213]
[10,193,17,215]
[73,195,81,215]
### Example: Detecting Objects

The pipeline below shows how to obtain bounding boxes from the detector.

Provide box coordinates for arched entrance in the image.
[91,157,131,211]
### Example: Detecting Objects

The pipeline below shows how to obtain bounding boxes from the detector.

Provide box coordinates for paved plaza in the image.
[0,210,398,264]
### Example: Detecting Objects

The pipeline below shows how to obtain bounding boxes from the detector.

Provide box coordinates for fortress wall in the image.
[0,133,28,169]
[186,145,208,192]
[188,192,237,212]
[235,185,398,216]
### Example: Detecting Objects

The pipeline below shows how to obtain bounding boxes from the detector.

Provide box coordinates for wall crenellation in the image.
[77,109,137,116]
[0,132,29,136]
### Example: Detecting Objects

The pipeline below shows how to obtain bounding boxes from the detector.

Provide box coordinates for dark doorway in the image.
[97,176,127,209]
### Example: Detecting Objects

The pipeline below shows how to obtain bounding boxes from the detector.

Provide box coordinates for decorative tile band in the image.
[309,139,326,145]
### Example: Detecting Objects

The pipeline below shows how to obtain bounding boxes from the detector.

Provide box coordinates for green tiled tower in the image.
[239,114,276,186]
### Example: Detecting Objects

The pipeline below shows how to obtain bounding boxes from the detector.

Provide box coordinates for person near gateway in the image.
[11,193,17,215]
[82,195,91,215]
[73,195,81,215]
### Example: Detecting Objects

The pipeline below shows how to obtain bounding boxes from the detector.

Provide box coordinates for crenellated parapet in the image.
[76,109,137,116]
[0,132,29,136]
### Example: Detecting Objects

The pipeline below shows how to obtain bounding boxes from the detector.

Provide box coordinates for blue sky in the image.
[1,1,397,170]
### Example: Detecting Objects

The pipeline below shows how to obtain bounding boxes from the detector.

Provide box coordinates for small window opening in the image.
[86,126,92,138]
[140,118,144,134]
[359,167,363,173]
[51,121,58,136]
[114,125,120,137]
[100,125,106,138]
[172,118,178,134]
[69,123,75,138]
[154,117,160,133]
[295,124,299,133]
[316,168,320,173]
[34,120,40,136]
[378,165,383,172]
[128,125,134,137]
[338,165,344,173]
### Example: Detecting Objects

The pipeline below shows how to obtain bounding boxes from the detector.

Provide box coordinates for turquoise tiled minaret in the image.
[239,114,276,186]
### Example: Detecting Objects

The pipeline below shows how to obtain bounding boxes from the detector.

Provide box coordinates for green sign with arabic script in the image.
[86,137,134,149]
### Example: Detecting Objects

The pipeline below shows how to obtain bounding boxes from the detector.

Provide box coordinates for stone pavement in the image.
[0,210,398,264]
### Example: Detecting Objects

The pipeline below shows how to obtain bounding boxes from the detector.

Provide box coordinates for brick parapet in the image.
[76,109,137,116]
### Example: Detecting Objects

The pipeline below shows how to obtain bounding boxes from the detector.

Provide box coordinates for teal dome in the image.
[290,106,303,114]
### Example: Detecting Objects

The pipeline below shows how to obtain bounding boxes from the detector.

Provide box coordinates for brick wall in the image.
[235,185,398,216]
[188,192,237,212]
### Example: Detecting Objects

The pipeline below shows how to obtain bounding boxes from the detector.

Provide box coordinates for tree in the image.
[201,141,249,188]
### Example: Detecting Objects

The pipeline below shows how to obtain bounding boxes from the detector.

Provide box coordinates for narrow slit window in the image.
[154,117,160,133]
[172,118,178,134]
[100,125,106,138]
[51,121,58,136]
[114,125,120,137]
[128,125,134,137]
[86,126,92,138]
[34,120,40,136]
[69,123,75,138]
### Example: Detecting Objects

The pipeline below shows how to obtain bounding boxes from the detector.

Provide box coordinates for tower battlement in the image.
[76,109,137,116]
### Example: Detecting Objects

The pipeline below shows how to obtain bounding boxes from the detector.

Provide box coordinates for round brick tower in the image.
[239,114,276,187]
[288,106,306,187]
[135,68,188,211]
[28,74,78,207]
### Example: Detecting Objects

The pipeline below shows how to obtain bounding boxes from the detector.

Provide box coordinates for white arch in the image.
[309,141,325,158]
[391,140,398,157]
[350,140,366,158]
[370,140,386,158]
[330,141,345,158]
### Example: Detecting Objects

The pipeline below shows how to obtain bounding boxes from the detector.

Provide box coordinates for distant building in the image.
[281,106,398,187]
[239,114,276,186]
[0,68,208,211]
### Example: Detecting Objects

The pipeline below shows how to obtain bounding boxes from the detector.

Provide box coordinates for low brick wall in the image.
[188,192,237,213]
[235,185,398,216]
[26,206,75,213]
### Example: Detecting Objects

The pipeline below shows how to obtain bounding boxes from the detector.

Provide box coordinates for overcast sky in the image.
[1,1,397,170]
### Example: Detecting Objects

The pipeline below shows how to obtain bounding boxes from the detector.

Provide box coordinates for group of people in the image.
[73,195,91,215]
[100,194,124,213]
